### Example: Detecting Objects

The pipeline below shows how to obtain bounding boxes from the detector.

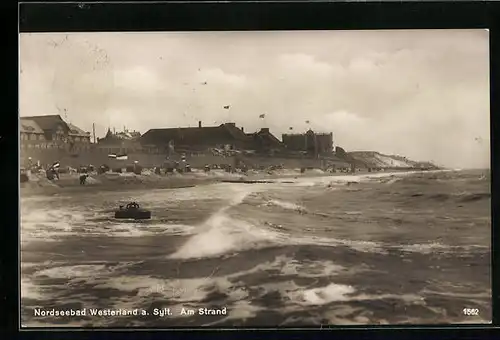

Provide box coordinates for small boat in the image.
[114,202,151,220]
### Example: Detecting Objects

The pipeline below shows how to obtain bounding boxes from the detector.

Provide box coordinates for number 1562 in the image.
[463,308,479,316]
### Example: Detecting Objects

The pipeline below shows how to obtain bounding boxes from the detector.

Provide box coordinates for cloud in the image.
[278,53,336,77]
[114,66,162,92]
[197,68,247,87]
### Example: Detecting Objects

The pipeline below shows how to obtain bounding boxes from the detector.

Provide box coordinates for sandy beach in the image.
[20,168,355,196]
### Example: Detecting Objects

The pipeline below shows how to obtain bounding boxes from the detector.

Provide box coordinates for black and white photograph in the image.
[20,30,491,327]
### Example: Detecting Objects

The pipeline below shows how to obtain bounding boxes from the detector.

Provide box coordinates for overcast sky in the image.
[19,30,489,168]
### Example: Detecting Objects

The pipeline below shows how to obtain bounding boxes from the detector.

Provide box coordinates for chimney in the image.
[260,128,269,133]
[241,127,244,132]
[198,121,202,128]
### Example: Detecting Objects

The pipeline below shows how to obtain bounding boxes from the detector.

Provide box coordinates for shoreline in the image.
[20,168,448,197]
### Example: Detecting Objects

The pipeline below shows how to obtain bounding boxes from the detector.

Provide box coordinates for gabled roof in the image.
[247,128,283,148]
[67,123,90,136]
[258,129,282,145]
[222,123,248,141]
[20,119,44,134]
[21,115,69,132]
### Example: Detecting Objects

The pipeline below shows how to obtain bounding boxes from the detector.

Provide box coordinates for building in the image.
[20,119,46,144]
[245,128,285,153]
[20,115,91,151]
[96,128,142,154]
[67,123,92,151]
[282,129,334,155]
[67,123,92,143]
[140,121,260,154]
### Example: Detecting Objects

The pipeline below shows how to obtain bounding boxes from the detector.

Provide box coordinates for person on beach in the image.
[79,174,88,185]
[26,157,33,170]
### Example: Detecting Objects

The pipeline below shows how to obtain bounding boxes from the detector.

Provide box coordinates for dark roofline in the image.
[67,123,90,136]
[146,123,229,131]
[21,114,64,120]
[20,115,71,140]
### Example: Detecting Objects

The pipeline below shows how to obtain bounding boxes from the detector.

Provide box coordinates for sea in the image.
[20,169,491,327]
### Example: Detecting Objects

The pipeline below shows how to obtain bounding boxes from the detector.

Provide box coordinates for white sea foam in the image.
[94,274,237,303]
[395,242,479,254]
[20,201,195,240]
[20,207,88,241]
[267,199,306,212]
[280,259,345,277]
[96,222,196,238]
[35,264,110,279]
[299,283,356,305]
[269,170,447,188]
[32,262,136,281]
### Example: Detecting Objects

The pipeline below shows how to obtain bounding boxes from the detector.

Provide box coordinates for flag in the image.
[117,154,128,161]
[305,120,310,124]
[223,105,230,109]
[259,114,265,119]
[108,153,117,159]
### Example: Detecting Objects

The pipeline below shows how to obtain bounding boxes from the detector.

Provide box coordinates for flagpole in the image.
[223,105,231,123]
[259,114,266,129]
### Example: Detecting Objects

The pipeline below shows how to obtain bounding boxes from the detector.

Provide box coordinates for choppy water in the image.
[20,170,491,327]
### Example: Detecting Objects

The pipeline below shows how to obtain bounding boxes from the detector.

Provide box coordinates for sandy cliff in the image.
[344,151,438,169]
